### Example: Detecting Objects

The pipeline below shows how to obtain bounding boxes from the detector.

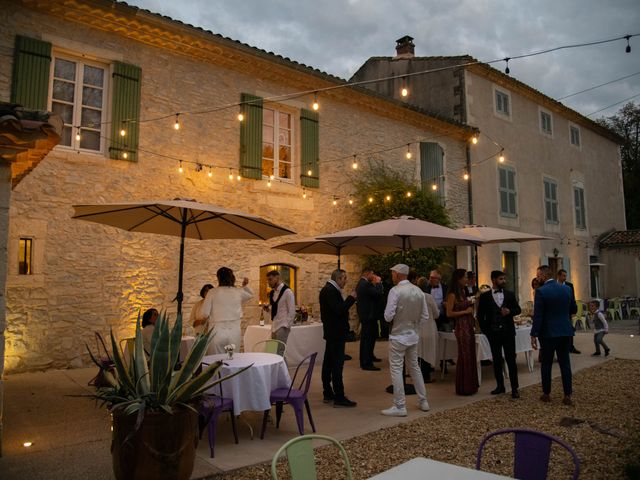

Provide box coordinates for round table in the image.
[202,352,291,415]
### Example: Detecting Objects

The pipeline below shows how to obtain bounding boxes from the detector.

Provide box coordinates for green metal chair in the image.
[271,434,352,480]
[252,339,287,357]
[606,298,623,321]
[627,298,640,319]
[572,302,586,330]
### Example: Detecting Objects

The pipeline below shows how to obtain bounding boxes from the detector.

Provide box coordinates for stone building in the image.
[0,1,476,372]
[351,36,632,301]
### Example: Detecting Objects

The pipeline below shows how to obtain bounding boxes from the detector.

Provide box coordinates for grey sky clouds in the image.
[126,0,640,118]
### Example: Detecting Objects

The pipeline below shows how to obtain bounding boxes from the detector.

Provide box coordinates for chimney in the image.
[395,35,415,58]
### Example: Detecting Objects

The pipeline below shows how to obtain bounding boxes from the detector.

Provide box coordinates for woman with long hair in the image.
[445,269,479,395]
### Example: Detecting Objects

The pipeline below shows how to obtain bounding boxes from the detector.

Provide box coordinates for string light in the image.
[625,35,632,53]
[332,197,338,206]
[385,195,391,202]
[236,174,242,181]
[122,151,128,159]
[431,184,438,191]
[228,169,233,180]
[348,196,354,205]
[406,191,412,198]
[23,442,33,448]
[302,188,307,199]
[270,174,275,181]
[307,169,313,176]
[75,127,81,141]
[504,57,510,75]
[368,196,374,203]
[463,172,470,180]
[352,156,358,170]
[119,125,126,137]
[208,167,213,178]
[174,114,181,130]
[312,92,319,111]
[498,150,505,163]
[401,78,408,97]
[471,135,478,145]
[178,161,183,173]
[237,112,244,122]
[267,179,272,187]
[405,144,412,159]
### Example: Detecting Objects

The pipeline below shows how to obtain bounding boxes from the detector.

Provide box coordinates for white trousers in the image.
[210,321,241,355]
[389,339,427,408]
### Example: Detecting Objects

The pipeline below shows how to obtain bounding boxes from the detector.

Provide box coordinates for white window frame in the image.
[539,108,553,136]
[48,51,109,154]
[569,123,581,148]
[543,177,559,224]
[573,184,587,230]
[494,87,511,118]
[498,165,517,218]
[262,105,296,183]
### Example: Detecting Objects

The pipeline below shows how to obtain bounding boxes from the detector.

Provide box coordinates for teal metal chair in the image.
[252,339,287,357]
[271,434,352,480]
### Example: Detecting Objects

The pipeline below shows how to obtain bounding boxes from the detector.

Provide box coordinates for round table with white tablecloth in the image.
[202,352,291,415]
[243,323,325,366]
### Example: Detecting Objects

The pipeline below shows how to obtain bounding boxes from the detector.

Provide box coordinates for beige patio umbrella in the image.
[272,237,401,268]
[72,199,295,314]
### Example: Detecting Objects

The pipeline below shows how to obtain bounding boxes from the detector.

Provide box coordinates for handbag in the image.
[88,332,116,388]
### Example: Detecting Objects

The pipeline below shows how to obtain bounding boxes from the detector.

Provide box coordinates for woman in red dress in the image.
[445,269,479,395]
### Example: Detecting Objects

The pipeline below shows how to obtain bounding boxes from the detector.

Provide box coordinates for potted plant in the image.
[87,312,246,480]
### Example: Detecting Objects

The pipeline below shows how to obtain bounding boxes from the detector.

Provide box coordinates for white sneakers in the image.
[381,405,408,417]
[419,400,430,411]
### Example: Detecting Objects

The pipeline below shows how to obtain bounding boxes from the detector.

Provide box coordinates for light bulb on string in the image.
[75,127,81,142]
[267,180,272,187]
[348,197,354,205]
[401,78,408,97]
[352,156,358,170]
[406,191,412,198]
[208,167,213,178]
[178,161,183,174]
[431,184,437,191]
[236,174,242,181]
[174,114,181,130]
[228,169,233,181]
[237,112,244,122]
[471,135,478,145]
[385,195,391,202]
[312,92,319,111]
[463,172,470,181]
[302,189,307,199]
[625,35,631,53]
[332,197,337,206]
[368,196,374,203]
[122,151,128,159]
[307,169,313,176]
[504,58,510,75]
[498,150,505,163]
[120,124,126,137]
[270,174,275,181]
[405,144,412,159]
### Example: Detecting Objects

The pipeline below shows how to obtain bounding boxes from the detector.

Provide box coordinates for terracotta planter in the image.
[111,407,199,480]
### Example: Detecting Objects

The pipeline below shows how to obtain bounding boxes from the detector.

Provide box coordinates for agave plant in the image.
[87,311,248,419]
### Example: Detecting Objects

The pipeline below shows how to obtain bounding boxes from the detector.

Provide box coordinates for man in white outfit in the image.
[382,264,430,416]
[264,270,296,355]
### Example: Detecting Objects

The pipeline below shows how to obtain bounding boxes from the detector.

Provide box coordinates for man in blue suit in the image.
[531,265,577,405]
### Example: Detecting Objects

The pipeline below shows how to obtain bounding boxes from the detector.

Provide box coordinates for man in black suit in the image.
[356,267,383,371]
[477,270,522,398]
[557,269,581,354]
[320,269,357,407]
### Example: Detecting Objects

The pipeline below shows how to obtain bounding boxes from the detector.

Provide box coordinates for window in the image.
[501,251,519,299]
[540,110,553,135]
[543,178,559,224]
[570,125,581,146]
[259,264,297,305]
[574,186,586,229]
[50,55,107,152]
[262,108,293,181]
[498,166,517,217]
[495,89,510,116]
[18,238,33,275]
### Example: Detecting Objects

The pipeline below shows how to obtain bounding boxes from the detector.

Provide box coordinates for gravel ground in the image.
[208,358,640,479]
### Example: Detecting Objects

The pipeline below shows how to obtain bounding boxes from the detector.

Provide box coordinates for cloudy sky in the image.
[126,0,639,119]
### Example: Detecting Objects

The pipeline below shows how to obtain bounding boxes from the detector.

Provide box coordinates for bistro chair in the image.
[199,370,238,458]
[271,434,352,480]
[252,339,287,357]
[261,352,317,439]
[605,298,623,321]
[572,301,588,330]
[476,428,580,480]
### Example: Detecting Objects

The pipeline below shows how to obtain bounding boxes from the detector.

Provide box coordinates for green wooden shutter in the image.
[300,109,319,188]
[109,62,141,162]
[420,142,444,205]
[239,93,263,179]
[11,35,52,110]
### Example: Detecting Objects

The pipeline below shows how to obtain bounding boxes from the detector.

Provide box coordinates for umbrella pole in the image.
[176,211,187,316]
[337,246,341,270]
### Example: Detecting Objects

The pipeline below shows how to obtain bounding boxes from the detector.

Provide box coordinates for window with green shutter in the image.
[300,109,319,188]
[498,166,517,217]
[11,35,52,110]
[239,93,263,179]
[109,62,142,161]
[420,142,444,205]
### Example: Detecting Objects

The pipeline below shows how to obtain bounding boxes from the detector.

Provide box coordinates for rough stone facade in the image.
[0,1,473,372]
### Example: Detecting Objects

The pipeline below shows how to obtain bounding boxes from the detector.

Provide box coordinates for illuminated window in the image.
[259,264,297,305]
[262,108,293,181]
[18,238,32,275]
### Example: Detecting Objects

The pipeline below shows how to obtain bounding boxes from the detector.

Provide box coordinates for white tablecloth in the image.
[202,352,291,415]
[437,326,534,384]
[243,323,325,366]
[369,457,513,479]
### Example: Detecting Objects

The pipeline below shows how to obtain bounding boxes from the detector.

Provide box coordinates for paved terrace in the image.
[1,324,639,479]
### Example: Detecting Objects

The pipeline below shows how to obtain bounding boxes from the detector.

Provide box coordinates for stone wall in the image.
[0,3,469,372]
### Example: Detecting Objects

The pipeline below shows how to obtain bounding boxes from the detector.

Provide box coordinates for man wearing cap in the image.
[382,264,431,416]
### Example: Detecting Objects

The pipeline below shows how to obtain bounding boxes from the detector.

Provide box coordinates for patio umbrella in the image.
[72,199,295,314]
[272,237,401,268]
[318,215,482,252]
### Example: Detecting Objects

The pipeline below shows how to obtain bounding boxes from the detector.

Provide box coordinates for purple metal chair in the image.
[199,372,238,458]
[260,352,317,440]
[476,428,580,480]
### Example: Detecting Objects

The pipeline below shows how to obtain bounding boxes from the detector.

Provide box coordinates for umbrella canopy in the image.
[318,215,482,252]
[72,199,295,313]
[457,225,552,243]
[272,237,401,268]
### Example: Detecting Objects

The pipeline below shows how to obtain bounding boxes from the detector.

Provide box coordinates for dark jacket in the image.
[355,277,383,325]
[531,280,577,338]
[319,282,356,341]
[477,289,521,336]
[424,283,447,317]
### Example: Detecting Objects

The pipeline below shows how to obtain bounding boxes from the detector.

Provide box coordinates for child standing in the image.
[587,300,610,356]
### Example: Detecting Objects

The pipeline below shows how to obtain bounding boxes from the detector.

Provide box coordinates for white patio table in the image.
[243,322,325,365]
[368,457,513,479]
[202,352,291,416]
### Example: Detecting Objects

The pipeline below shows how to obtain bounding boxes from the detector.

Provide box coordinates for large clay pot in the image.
[111,407,199,480]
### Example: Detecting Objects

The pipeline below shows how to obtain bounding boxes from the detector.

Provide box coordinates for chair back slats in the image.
[513,432,552,480]
[287,352,318,399]
[286,437,318,480]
